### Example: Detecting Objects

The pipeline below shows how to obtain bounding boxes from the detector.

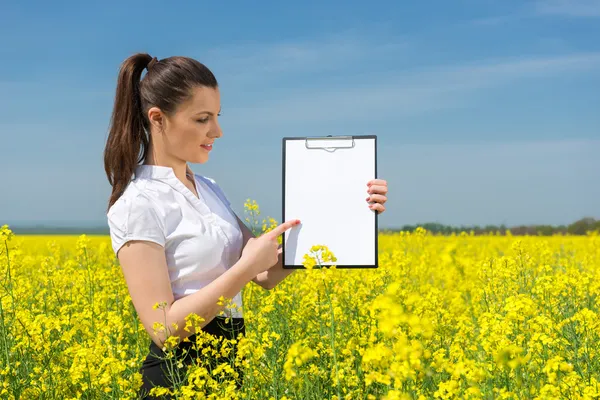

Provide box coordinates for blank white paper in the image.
[283,137,377,267]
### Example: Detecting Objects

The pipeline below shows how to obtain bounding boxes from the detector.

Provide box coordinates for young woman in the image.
[103,53,388,398]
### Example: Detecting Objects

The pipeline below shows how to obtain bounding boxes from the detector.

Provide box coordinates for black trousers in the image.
[137,316,245,399]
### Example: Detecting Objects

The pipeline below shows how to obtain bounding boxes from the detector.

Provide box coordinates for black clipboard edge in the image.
[281,135,379,269]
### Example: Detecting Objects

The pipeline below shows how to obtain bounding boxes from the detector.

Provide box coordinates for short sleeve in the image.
[106,193,166,256]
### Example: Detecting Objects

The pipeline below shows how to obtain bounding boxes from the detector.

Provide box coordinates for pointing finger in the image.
[267,219,301,239]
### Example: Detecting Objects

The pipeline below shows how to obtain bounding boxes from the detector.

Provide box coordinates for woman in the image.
[103,53,388,398]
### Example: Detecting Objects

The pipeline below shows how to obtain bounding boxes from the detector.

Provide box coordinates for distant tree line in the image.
[385,217,600,236]
[7,226,111,235]
[6,217,600,236]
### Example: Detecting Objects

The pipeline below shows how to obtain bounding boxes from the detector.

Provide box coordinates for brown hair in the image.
[103,53,218,210]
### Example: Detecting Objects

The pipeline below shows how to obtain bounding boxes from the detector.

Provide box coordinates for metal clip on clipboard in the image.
[304,135,355,152]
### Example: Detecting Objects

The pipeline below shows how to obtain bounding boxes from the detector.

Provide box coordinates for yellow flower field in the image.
[1,209,600,399]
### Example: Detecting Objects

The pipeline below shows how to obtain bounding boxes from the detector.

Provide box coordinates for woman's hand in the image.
[240,219,301,276]
[366,179,388,214]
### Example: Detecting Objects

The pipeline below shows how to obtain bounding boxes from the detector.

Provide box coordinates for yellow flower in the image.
[153,301,168,310]
[2,205,599,399]
[0,224,14,242]
[284,341,318,381]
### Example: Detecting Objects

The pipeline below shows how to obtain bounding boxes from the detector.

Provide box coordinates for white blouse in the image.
[107,164,245,318]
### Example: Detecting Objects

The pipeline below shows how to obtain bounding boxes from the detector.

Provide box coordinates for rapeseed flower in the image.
[1,205,599,398]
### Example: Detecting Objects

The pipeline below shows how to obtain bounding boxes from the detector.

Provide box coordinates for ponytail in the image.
[104,53,153,211]
[103,52,219,211]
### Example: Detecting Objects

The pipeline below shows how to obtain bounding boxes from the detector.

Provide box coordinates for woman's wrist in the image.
[231,255,258,282]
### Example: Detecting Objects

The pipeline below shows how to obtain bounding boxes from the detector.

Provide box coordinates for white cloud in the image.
[471,14,526,26]
[535,0,600,17]
[221,52,600,128]
[200,30,410,83]
[470,0,600,27]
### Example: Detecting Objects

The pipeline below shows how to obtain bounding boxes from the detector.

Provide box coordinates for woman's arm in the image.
[235,215,295,290]
[118,217,298,347]
[117,239,256,347]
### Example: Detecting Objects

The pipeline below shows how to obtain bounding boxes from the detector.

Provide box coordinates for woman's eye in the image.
[197,113,220,123]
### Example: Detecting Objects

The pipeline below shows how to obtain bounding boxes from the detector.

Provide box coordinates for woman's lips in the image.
[201,144,213,151]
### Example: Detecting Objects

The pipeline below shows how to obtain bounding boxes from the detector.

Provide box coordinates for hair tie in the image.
[147,57,158,71]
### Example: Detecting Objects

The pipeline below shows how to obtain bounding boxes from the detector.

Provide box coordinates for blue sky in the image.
[1,0,599,229]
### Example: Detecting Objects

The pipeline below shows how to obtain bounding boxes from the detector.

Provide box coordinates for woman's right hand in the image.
[240,219,300,275]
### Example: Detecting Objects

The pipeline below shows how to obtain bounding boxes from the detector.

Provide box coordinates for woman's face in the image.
[149,86,222,164]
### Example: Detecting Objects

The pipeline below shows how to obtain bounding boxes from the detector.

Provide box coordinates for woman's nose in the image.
[210,121,223,138]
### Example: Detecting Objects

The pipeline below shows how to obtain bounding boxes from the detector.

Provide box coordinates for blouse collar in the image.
[135,164,195,181]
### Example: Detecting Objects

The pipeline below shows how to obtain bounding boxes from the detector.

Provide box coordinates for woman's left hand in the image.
[366,179,388,214]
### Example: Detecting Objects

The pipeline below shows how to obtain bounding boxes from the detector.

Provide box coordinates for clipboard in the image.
[282,135,378,269]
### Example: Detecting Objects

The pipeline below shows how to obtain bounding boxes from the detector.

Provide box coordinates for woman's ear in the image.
[147,107,164,133]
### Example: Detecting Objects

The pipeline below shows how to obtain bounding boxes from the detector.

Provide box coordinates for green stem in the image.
[4,240,15,316]
[0,295,9,369]
[163,306,181,399]
[326,281,341,399]
[2,239,13,369]
[84,247,95,334]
